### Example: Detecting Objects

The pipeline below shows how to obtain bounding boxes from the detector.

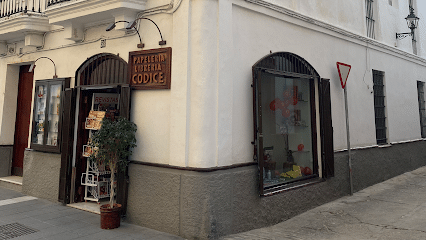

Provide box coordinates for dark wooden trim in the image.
[75,84,129,89]
[129,161,257,172]
[256,70,264,196]
[117,85,131,217]
[251,68,257,160]
[58,88,76,204]
[319,78,334,178]
[263,177,324,197]
[30,78,70,154]
[310,78,319,176]
[261,68,315,79]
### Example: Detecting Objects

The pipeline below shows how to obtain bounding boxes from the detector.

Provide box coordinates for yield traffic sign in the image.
[336,62,351,89]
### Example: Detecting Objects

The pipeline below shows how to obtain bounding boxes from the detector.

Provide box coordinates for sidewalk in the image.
[0,188,184,240]
[222,166,426,240]
[2,166,426,240]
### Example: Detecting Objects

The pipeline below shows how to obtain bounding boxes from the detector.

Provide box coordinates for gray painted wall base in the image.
[0,146,12,177]
[22,150,61,202]
[126,140,426,240]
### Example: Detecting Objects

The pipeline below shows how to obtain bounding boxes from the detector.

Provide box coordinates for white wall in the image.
[229,1,426,156]
[261,0,365,36]
[0,64,19,145]
[416,0,426,58]
[1,0,426,168]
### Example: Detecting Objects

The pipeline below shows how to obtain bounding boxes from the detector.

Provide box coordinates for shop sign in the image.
[129,47,172,90]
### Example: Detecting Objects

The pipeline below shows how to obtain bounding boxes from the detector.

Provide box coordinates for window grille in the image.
[417,81,426,138]
[373,70,386,145]
[76,53,127,86]
[366,0,375,39]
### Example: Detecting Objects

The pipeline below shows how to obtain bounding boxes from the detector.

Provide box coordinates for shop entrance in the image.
[12,65,34,176]
[59,53,131,215]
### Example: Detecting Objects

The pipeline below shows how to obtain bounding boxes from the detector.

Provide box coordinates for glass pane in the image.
[32,84,47,144]
[46,84,62,146]
[260,72,314,188]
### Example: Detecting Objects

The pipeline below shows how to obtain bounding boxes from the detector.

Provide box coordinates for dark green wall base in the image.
[126,140,426,240]
[22,150,61,202]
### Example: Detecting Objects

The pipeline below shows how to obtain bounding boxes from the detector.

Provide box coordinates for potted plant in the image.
[89,116,137,229]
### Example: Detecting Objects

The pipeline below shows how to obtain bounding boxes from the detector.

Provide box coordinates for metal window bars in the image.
[0,0,46,18]
[417,81,426,138]
[373,70,386,145]
[365,0,375,39]
[76,53,128,87]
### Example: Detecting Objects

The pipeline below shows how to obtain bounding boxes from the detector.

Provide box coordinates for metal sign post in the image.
[344,86,353,195]
[337,62,353,195]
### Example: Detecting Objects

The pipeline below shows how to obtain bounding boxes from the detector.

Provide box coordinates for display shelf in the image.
[81,160,114,203]
[291,150,310,153]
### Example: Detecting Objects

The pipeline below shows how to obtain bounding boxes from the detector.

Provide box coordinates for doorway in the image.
[12,65,34,176]
[60,53,131,216]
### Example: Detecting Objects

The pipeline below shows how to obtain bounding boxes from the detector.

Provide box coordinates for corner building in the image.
[1,0,426,239]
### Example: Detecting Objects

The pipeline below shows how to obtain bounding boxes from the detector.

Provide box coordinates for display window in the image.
[31,78,70,153]
[252,52,334,196]
[259,72,317,188]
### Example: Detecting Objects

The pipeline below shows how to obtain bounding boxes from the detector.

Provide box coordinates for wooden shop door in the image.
[12,65,34,176]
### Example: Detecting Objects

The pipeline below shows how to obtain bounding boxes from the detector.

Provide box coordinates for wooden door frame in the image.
[60,85,131,213]
[12,65,34,176]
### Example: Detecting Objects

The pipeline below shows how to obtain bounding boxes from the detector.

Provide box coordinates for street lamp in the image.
[106,21,144,48]
[126,18,166,46]
[29,57,58,78]
[396,5,419,40]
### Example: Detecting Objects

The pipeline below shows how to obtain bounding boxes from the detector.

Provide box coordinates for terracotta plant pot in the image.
[100,203,122,229]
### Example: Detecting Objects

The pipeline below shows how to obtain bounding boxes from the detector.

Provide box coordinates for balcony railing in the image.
[46,0,69,7]
[0,0,46,18]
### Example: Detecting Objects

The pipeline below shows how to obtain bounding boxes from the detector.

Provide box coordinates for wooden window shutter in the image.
[119,85,131,120]
[58,88,77,203]
[319,79,334,178]
[116,85,131,216]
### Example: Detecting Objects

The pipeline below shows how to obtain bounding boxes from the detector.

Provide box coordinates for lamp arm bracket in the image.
[30,56,57,78]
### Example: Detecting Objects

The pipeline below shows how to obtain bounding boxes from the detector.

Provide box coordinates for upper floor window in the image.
[373,70,387,145]
[366,0,375,39]
[417,81,426,138]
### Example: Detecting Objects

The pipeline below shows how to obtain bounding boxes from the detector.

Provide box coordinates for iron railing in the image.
[0,0,46,18]
[46,0,70,7]
[365,0,375,39]
[373,70,387,145]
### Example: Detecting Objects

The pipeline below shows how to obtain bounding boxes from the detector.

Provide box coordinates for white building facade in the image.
[1,0,426,239]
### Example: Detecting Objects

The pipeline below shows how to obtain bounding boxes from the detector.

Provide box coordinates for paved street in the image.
[0,188,184,240]
[222,166,426,240]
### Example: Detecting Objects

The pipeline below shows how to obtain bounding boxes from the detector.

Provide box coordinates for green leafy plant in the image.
[89,117,137,209]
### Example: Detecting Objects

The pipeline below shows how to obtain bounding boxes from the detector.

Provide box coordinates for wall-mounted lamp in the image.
[29,57,58,78]
[106,21,144,48]
[396,5,419,40]
[126,18,166,46]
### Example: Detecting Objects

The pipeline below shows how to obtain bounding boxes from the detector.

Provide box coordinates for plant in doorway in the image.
[89,117,137,229]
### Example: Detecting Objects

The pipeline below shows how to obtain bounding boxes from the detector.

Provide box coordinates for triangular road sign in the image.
[336,62,351,89]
